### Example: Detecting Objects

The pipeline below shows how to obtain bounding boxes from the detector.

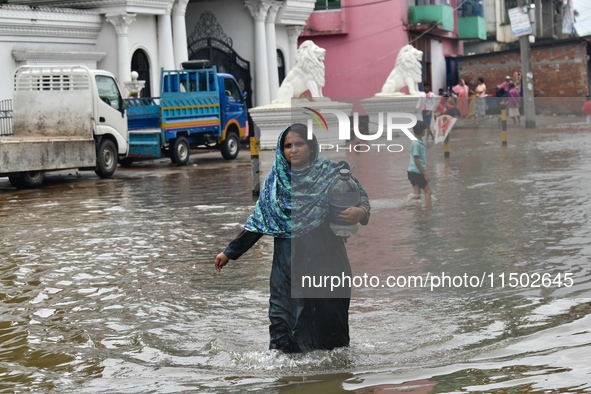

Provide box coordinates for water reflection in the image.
[1,124,591,392]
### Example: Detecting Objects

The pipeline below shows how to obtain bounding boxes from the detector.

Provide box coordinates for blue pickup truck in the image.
[121,61,248,166]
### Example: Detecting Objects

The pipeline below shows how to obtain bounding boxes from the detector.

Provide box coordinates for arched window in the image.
[277,49,286,86]
[131,49,152,97]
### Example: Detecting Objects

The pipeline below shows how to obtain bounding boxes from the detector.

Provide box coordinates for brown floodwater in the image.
[1,120,591,393]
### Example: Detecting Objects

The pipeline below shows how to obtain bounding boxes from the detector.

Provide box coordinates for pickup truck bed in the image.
[0,136,95,174]
[127,98,160,130]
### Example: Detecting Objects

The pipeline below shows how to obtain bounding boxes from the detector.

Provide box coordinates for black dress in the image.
[224,204,369,353]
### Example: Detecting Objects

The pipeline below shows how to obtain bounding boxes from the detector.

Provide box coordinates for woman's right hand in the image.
[215,252,230,272]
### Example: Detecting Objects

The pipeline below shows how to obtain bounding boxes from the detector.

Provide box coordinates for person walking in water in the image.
[415,82,437,142]
[407,120,431,205]
[214,123,371,353]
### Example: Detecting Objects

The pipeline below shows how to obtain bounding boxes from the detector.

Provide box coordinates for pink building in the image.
[300,0,484,99]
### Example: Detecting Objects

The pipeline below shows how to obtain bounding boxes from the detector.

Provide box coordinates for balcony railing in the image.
[457,0,486,40]
[458,0,484,17]
[458,16,486,39]
[408,3,455,32]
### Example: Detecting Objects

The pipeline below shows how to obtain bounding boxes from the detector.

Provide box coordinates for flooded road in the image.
[1,122,591,393]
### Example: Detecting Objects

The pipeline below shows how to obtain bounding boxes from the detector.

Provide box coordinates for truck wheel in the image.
[95,139,118,178]
[8,176,26,189]
[171,136,190,166]
[9,171,45,189]
[221,132,239,160]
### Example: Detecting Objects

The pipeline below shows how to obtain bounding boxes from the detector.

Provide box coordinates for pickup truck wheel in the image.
[8,176,26,189]
[9,171,45,189]
[221,132,239,160]
[95,139,118,178]
[172,137,190,166]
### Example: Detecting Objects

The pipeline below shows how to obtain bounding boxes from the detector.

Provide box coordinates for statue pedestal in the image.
[123,71,145,96]
[249,99,353,150]
[360,95,419,131]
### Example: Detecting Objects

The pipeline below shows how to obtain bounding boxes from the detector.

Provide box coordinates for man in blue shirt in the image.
[407,120,432,205]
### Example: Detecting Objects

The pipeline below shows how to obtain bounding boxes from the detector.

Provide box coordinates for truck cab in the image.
[92,72,130,156]
[219,74,249,157]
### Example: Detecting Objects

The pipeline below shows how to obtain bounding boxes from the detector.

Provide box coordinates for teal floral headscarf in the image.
[244,124,356,238]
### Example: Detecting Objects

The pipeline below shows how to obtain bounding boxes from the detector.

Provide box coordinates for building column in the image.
[172,0,190,69]
[245,0,272,106]
[158,2,176,71]
[105,13,136,90]
[265,1,282,100]
[286,25,304,70]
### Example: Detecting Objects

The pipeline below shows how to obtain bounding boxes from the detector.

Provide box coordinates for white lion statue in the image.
[378,45,423,96]
[272,40,326,105]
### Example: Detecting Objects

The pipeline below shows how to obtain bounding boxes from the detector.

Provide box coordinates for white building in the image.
[0,0,316,107]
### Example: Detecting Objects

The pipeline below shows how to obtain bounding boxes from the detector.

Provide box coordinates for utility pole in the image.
[519,0,536,128]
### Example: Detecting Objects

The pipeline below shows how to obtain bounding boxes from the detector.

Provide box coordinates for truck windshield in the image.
[96,75,122,109]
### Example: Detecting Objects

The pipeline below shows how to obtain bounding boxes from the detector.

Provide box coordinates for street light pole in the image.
[519,0,536,128]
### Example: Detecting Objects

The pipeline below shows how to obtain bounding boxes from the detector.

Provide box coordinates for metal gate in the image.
[188,37,253,112]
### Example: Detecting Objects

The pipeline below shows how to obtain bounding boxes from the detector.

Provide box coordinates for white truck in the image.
[1,65,129,188]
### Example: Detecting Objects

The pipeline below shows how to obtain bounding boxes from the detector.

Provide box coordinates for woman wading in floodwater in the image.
[214,123,371,353]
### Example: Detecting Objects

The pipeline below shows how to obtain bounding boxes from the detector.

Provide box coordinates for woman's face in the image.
[283,131,312,170]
